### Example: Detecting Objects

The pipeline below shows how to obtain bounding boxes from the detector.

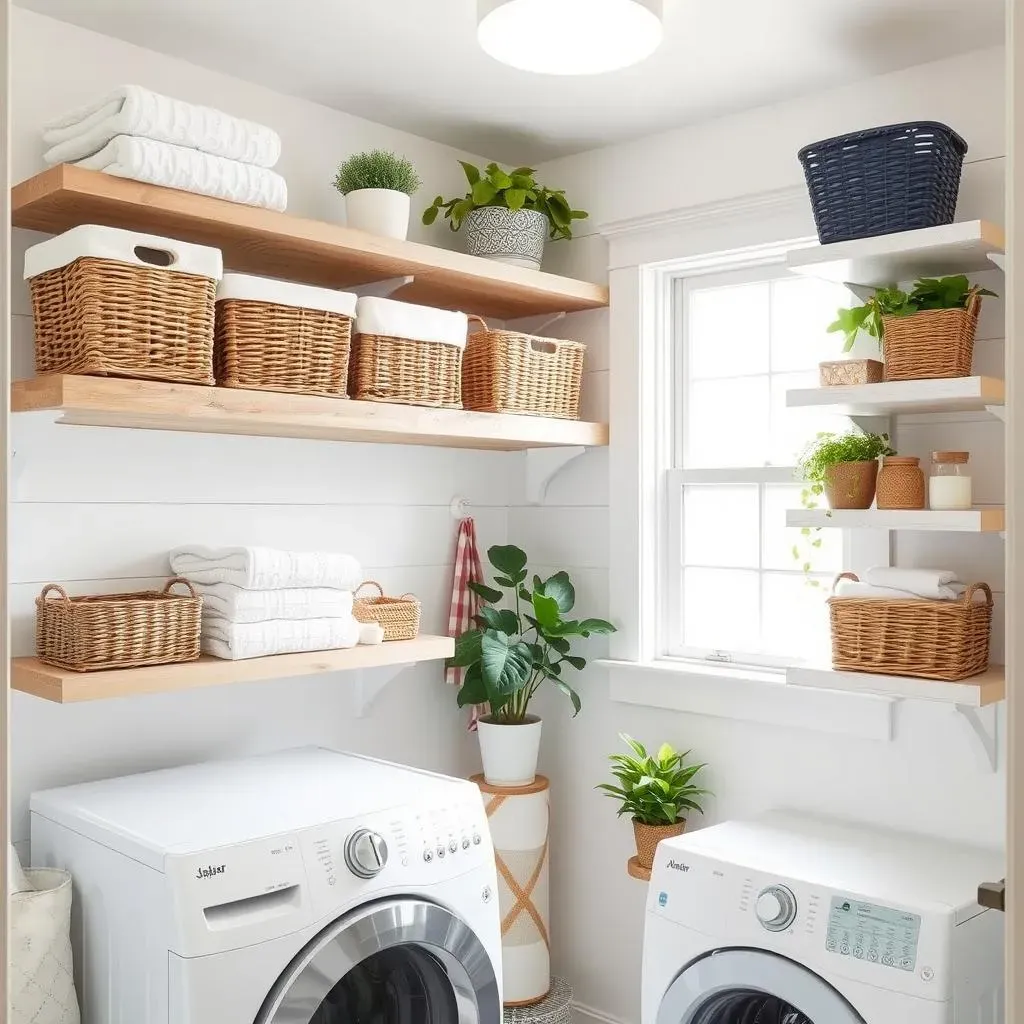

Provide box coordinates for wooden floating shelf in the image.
[12,635,454,703]
[12,166,608,319]
[12,375,609,451]
[786,376,1005,416]
[786,507,1005,533]
[787,665,1005,708]
[786,220,1005,287]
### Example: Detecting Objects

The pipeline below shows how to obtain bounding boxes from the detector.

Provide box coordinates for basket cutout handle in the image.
[961,582,993,608]
[398,592,419,603]
[529,338,559,356]
[163,576,198,599]
[134,245,178,268]
[467,315,489,335]
[831,571,859,594]
[966,292,983,317]
[38,583,71,606]
[355,580,385,599]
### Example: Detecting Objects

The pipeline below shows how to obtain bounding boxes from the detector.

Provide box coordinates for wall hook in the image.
[450,496,470,520]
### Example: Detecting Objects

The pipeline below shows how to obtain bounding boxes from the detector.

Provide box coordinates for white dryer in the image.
[642,811,1003,1023]
[30,747,503,1024]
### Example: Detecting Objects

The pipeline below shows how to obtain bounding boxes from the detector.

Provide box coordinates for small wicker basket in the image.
[36,578,203,672]
[829,571,992,681]
[462,317,585,419]
[882,293,980,381]
[353,581,421,641]
[819,359,884,387]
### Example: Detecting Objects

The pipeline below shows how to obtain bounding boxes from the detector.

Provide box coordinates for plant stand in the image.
[627,855,651,882]
[503,977,573,1024]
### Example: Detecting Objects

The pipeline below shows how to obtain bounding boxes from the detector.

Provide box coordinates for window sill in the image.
[595,658,895,741]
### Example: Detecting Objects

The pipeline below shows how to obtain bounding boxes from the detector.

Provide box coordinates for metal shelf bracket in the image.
[525,445,587,504]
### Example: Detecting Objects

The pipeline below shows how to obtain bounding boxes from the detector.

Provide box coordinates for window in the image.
[663,263,854,669]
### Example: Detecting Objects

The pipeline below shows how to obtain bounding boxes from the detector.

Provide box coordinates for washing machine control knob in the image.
[756,885,797,932]
[345,829,389,878]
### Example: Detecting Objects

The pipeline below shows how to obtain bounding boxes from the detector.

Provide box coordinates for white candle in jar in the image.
[929,474,972,510]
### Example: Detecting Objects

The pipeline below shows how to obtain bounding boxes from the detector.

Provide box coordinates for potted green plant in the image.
[597,735,710,871]
[333,149,422,240]
[827,275,996,382]
[422,162,588,270]
[796,430,895,511]
[449,543,615,786]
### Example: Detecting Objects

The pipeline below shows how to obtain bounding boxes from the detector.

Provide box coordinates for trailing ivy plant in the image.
[449,544,615,723]
[333,150,421,195]
[422,162,588,241]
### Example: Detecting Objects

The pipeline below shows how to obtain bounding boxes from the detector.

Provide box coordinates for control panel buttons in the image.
[423,849,433,863]
[344,830,389,879]
[462,838,471,850]
[436,846,446,859]
[473,833,482,845]
[449,840,458,854]
[755,885,798,932]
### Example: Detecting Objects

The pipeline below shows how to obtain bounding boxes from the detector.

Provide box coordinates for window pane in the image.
[686,377,770,468]
[762,484,843,573]
[770,276,853,372]
[682,568,759,651]
[688,282,770,379]
[683,485,759,567]
[769,373,850,467]
[761,572,832,661]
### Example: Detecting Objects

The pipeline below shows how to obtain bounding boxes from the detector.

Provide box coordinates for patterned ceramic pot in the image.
[464,207,547,269]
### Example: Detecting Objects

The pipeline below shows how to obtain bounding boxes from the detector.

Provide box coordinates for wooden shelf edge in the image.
[12,635,455,703]
[788,665,1005,708]
[785,508,1005,533]
[786,376,1005,414]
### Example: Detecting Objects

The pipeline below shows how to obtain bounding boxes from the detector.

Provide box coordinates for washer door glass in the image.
[256,897,500,1024]
[657,950,866,1024]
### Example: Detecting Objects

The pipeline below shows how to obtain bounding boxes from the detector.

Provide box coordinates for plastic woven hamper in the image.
[798,122,967,244]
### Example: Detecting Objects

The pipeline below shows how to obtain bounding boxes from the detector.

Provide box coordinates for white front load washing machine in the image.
[30,747,503,1024]
[642,811,1003,1023]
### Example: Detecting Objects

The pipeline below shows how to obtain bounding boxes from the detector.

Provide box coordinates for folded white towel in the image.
[170,546,362,591]
[355,296,468,349]
[194,583,353,624]
[202,615,361,661]
[835,579,982,602]
[863,567,960,600]
[43,85,281,168]
[70,136,288,212]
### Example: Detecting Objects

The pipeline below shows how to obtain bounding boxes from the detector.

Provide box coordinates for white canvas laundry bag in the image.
[9,868,80,1024]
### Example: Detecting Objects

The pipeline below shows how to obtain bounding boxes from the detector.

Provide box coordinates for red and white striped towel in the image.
[447,517,486,726]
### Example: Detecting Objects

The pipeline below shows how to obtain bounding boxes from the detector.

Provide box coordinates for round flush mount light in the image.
[477,0,664,76]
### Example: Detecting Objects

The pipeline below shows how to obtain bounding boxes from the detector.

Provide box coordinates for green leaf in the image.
[472,180,498,205]
[532,591,561,631]
[467,580,503,604]
[551,678,582,715]
[450,198,475,228]
[510,173,535,189]
[548,635,571,655]
[422,205,439,225]
[478,606,520,635]
[578,617,616,635]
[505,188,527,211]
[542,571,575,613]
[480,631,533,696]
[489,169,513,189]
[449,629,482,668]
[511,166,537,177]
[493,575,515,587]
[459,161,481,186]
[565,655,586,671]
[455,662,489,706]
[488,545,528,577]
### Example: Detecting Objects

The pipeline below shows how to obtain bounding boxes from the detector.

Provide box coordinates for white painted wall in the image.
[9,7,507,850]
[522,47,1008,1024]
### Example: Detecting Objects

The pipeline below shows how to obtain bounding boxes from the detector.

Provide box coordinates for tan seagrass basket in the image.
[881,292,980,381]
[353,581,421,641]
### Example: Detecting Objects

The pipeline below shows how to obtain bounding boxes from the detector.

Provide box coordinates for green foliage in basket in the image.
[449,544,615,724]
[422,162,589,241]
[596,735,710,825]
[333,150,422,196]
[827,275,997,352]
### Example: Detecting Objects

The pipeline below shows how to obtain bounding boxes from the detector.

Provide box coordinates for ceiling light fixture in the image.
[477,0,664,76]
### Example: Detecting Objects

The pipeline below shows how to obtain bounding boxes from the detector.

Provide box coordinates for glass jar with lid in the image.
[928,451,972,510]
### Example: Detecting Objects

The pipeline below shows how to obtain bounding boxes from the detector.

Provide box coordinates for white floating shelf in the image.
[787,665,1005,708]
[786,507,1005,533]
[786,221,1005,287]
[786,376,1005,416]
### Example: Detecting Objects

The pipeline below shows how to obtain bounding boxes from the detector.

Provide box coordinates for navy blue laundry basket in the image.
[798,121,967,245]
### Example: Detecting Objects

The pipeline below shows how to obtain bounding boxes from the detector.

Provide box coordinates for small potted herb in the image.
[449,544,615,787]
[423,162,588,270]
[796,430,895,511]
[597,735,710,871]
[333,150,421,240]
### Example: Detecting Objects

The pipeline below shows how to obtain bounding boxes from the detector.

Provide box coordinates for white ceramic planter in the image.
[477,714,542,787]
[344,188,411,240]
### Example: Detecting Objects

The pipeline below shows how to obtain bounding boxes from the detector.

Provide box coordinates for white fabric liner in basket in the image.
[217,272,358,316]
[355,296,468,348]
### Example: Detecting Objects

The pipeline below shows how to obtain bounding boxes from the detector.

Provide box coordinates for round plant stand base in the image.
[504,976,573,1019]
[627,855,652,882]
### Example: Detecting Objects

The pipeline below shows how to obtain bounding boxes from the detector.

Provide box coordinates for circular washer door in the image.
[657,949,867,1024]
[255,897,500,1024]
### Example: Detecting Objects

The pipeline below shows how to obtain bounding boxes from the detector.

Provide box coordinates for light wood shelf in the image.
[786,220,1005,287]
[786,376,1005,416]
[787,665,1005,708]
[12,375,609,451]
[786,507,1005,533]
[12,165,609,319]
[12,635,454,703]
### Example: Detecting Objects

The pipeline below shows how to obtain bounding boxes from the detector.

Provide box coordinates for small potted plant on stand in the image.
[449,544,615,787]
[597,735,710,876]
[797,430,895,511]
[333,149,421,240]
[423,162,588,270]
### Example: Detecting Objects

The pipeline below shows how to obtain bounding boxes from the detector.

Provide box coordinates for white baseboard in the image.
[573,1001,634,1024]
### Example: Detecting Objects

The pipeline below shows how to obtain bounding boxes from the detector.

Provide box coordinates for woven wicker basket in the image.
[462,317,585,419]
[353,581,421,641]
[632,819,685,871]
[36,578,202,672]
[819,359,884,387]
[829,572,992,681]
[882,294,980,381]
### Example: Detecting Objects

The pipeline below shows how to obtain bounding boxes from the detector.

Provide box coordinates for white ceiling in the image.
[17,0,1005,162]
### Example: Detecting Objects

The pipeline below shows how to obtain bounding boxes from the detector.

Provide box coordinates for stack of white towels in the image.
[169,546,383,661]
[42,85,287,211]
[835,568,984,602]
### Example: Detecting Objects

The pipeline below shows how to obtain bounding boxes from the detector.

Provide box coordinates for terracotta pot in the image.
[823,460,878,510]
[876,456,925,510]
[633,818,686,870]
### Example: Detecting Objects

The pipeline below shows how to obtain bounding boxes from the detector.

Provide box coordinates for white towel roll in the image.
[863,567,960,600]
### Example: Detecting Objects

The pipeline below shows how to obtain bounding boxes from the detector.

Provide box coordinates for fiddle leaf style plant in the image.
[333,149,421,195]
[422,161,589,241]
[449,544,615,723]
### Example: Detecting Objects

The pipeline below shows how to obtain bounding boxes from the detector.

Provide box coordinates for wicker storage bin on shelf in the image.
[819,359,884,387]
[215,274,357,397]
[828,572,992,681]
[26,224,222,384]
[462,317,585,419]
[36,578,202,672]
[350,297,465,408]
[882,294,980,381]
[353,581,421,641]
